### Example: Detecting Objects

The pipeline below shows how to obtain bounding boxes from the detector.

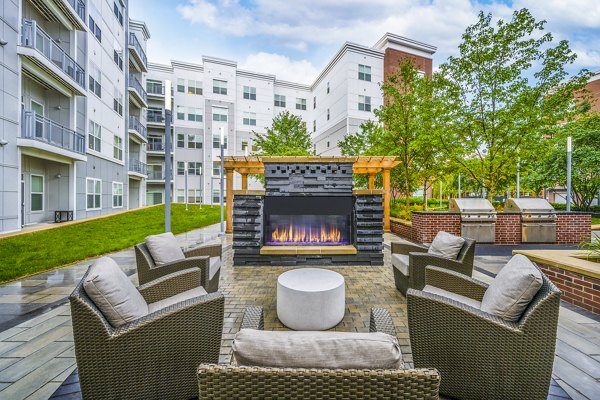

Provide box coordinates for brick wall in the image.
[390,218,416,241]
[556,213,592,244]
[538,262,600,315]
[496,213,522,244]
[412,212,461,244]
[383,48,433,81]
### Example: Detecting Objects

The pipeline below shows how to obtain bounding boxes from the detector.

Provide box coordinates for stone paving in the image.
[0,225,599,399]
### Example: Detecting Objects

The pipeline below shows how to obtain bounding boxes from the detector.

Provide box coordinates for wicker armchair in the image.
[391,237,475,295]
[407,266,561,400]
[198,307,441,400]
[135,242,222,292]
[71,266,224,400]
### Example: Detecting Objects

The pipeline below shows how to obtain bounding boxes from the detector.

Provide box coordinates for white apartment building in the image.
[144,33,436,206]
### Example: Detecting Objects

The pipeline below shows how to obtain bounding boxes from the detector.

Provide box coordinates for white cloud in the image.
[240,52,319,84]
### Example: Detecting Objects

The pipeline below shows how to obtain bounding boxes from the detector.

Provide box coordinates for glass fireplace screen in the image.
[265,214,351,246]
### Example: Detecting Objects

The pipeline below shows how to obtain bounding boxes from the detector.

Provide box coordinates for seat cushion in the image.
[147,286,208,313]
[145,232,185,265]
[233,329,403,369]
[83,257,148,327]
[481,254,543,322]
[209,256,221,280]
[391,254,409,276]
[423,285,482,309]
[428,231,465,259]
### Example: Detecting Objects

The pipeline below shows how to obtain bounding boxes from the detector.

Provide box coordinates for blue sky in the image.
[130,0,600,84]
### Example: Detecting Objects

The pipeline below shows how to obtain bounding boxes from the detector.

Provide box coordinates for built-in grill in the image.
[504,198,556,243]
[450,198,497,243]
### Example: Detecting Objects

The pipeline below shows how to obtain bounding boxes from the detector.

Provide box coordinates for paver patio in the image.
[0,224,599,399]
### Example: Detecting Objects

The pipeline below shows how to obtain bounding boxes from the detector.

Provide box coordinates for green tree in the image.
[435,8,590,200]
[252,110,312,156]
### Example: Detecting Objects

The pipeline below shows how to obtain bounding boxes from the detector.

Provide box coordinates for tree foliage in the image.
[252,110,312,156]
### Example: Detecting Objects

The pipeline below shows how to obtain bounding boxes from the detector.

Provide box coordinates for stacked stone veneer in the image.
[233,162,384,266]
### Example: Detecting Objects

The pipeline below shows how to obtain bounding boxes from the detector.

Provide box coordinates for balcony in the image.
[18,19,86,97]
[147,82,165,98]
[147,109,164,126]
[128,158,147,178]
[128,74,148,109]
[27,0,86,31]
[147,142,165,152]
[19,110,86,161]
[128,116,148,143]
[128,33,148,73]
[147,170,165,181]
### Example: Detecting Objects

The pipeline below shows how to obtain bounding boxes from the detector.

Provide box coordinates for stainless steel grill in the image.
[504,198,556,243]
[449,198,497,243]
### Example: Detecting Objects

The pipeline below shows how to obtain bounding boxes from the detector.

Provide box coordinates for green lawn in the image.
[0,204,221,282]
[593,217,600,225]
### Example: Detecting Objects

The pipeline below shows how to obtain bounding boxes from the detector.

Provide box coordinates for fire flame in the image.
[270,223,342,244]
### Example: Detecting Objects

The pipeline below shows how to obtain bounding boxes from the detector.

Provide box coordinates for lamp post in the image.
[516,156,520,198]
[164,80,172,232]
[458,173,461,199]
[184,161,188,211]
[439,179,442,209]
[219,126,225,236]
[566,136,572,212]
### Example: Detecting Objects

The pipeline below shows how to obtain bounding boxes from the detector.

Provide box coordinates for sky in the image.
[129,0,600,85]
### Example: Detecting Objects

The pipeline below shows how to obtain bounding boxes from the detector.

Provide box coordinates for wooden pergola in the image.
[221,156,400,233]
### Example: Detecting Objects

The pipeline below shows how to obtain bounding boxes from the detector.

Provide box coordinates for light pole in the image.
[458,173,461,199]
[566,136,572,212]
[219,126,225,236]
[184,161,188,211]
[439,179,442,209]
[516,156,520,198]
[164,80,172,232]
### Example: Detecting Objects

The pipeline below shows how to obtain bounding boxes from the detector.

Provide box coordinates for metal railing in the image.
[21,19,86,89]
[147,82,164,95]
[147,142,165,151]
[21,111,85,154]
[147,170,164,180]
[128,116,147,139]
[128,158,147,175]
[128,33,148,69]
[128,74,147,103]
[147,109,163,123]
[66,0,86,22]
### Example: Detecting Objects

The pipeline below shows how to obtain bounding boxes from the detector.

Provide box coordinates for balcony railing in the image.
[66,0,86,22]
[128,116,147,139]
[147,170,164,180]
[147,82,164,95]
[128,74,147,103]
[128,33,148,69]
[21,19,86,89]
[129,158,147,175]
[21,111,85,154]
[147,142,165,151]
[147,109,164,123]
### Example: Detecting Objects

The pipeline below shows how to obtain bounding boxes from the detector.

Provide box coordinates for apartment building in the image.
[144,33,436,206]
[0,0,149,234]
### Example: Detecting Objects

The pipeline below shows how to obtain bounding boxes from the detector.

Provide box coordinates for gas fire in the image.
[270,223,342,244]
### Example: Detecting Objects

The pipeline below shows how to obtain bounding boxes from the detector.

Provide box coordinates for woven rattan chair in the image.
[135,242,222,292]
[391,237,476,295]
[198,307,441,400]
[407,266,560,400]
[70,266,224,400]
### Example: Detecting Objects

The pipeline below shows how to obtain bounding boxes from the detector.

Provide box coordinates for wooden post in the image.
[383,168,391,232]
[368,174,375,190]
[241,173,248,191]
[226,168,234,233]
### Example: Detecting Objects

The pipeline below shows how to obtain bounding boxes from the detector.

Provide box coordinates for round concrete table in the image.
[277,268,345,331]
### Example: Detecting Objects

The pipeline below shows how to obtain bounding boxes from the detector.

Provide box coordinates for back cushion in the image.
[428,231,465,259]
[233,329,403,369]
[481,254,543,322]
[83,257,148,327]
[145,232,185,265]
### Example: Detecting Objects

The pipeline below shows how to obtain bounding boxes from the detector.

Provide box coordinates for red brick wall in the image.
[383,48,433,82]
[586,78,600,112]
[412,212,461,244]
[496,213,522,244]
[556,213,592,244]
[538,262,600,315]
[390,218,417,241]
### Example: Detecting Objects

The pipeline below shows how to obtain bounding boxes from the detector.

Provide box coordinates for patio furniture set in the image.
[68,230,561,399]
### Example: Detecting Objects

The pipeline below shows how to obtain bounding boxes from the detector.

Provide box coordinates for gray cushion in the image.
[423,284,482,309]
[481,254,543,322]
[428,231,465,259]
[391,254,409,276]
[147,286,208,313]
[145,232,185,265]
[233,329,403,370]
[83,257,148,327]
[209,256,221,280]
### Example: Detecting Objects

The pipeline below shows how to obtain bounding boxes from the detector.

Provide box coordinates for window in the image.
[327,141,330,148]
[112,182,123,208]
[88,120,101,152]
[147,80,163,95]
[327,108,330,120]
[176,105,185,120]
[358,64,371,81]
[113,49,123,70]
[313,120,316,133]
[213,132,228,149]
[274,94,286,107]
[113,2,123,25]
[113,135,123,160]
[177,78,185,93]
[241,139,249,152]
[30,175,44,212]
[313,96,316,109]
[86,178,101,210]
[113,88,123,115]
[188,162,201,175]
[296,98,306,110]
[243,86,256,100]
[89,63,101,98]
[188,189,201,204]
[89,16,101,42]
[177,161,185,175]
[212,188,224,204]
[147,107,163,123]
[212,161,221,176]
[31,101,44,137]
[187,107,203,122]
[358,95,371,112]
[176,189,185,203]
[187,80,202,95]
[243,112,256,126]
[177,133,185,148]
[188,134,202,149]
[213,79,227,95]
[327,81,330,94]
[212,107,227,122]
